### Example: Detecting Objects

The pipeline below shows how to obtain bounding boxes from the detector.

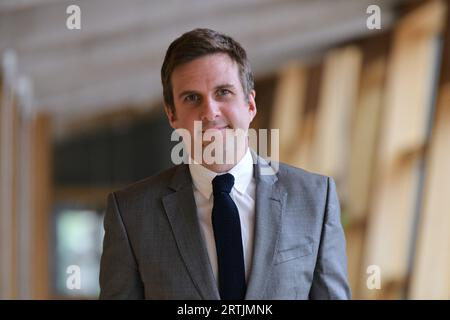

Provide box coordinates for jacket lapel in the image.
[162,164,220,300]
[245,152,286,299]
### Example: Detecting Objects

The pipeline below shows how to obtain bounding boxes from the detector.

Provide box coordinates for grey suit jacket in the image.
[99,152,351,299]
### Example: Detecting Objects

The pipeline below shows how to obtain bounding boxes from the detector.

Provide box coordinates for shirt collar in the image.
[188,148,254,199]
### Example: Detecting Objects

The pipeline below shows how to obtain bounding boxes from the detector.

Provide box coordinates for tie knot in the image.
[212,173,235,195]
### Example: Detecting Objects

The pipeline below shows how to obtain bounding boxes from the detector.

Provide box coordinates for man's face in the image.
[165,53,256,161]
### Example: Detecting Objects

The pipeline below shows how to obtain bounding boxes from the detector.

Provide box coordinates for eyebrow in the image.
[215,83,236,91]
[177,84,237,99]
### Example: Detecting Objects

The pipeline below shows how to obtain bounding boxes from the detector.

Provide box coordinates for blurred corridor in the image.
[1,0,450,299]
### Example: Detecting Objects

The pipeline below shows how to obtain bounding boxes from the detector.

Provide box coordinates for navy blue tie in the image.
[211,173,246,300]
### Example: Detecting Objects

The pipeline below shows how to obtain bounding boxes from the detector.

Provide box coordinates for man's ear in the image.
[248,90,257,120]
[164,103,177,129]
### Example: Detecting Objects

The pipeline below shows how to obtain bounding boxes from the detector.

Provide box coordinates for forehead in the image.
[171,53,240,92]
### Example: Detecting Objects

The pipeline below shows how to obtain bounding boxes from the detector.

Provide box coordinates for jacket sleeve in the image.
[309,177,352,299]
[99,192,145,299]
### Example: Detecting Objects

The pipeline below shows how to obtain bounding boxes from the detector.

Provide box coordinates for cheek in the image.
[228,109,251,127]
[175,110,198,127]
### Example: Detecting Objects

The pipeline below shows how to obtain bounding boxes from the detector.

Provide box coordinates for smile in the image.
[202,125,231,133]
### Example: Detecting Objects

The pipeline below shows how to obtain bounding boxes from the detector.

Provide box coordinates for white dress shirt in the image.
[188,148,256,285]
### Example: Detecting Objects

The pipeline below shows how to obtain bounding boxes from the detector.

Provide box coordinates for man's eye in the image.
[185,94,199,103]
[217,89,231,96]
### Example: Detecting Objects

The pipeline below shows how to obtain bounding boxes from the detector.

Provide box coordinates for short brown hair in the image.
[161,28,254,113]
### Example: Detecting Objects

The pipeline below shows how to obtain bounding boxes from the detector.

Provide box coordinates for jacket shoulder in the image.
[275,161,330,190]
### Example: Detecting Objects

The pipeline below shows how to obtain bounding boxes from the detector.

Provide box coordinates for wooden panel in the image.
[30,113,52,299]
[310,46,362,181]
[346,39,390,297]
[348,57,387,222]
[360,0,446,299]
[10,88,19,299]
[288,63,322,170]
[409,85,450,299]
[249,75,276,130]
[410,0,450,298]
[345,220,366,298]
[0,51,5,298]
[270,62,306,162]
[0,51,19,299]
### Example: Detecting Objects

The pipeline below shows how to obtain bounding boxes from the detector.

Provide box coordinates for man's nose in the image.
[200,97,220,122]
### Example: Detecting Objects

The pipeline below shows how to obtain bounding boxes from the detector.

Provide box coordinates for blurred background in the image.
[1,0,449,299]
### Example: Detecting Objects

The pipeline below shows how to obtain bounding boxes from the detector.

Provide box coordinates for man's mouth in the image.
[202,125,232,133]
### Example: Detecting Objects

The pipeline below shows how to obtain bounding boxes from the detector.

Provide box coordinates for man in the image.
[99,28,351,299]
